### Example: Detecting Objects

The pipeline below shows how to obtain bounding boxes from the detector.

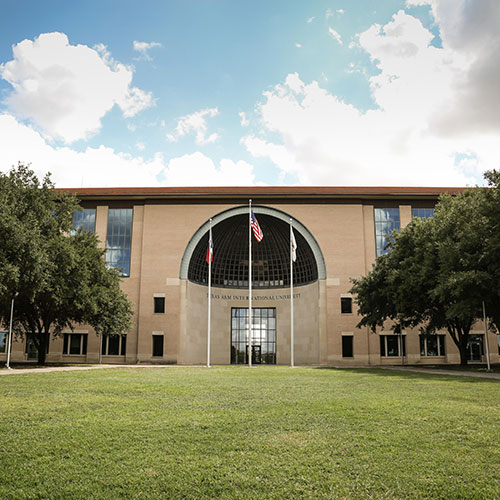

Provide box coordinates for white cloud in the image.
[0,113,256,187]
[337,9,345,14]
[242,5,500,187]
[162,152,255,186]
[167,108,219,145]
[326,8,333,19]
[0,33,153,143]
[328,27,343,45]
[295,43,302,48]
[136,142,145,151]
[307,17,315,23]
[133,41,162,61]
[238,112,249,127]
[0,113,163,187]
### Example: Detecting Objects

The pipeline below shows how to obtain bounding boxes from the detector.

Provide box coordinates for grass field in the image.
[0,367,499,500]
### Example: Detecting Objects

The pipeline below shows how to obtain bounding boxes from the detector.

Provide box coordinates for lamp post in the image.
[6,292,18,370]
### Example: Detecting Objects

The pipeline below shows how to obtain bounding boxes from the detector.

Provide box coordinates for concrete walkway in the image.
[0,364,194,375]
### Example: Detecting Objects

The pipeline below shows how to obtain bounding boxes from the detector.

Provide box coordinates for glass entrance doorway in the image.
[231,308,276,364]
[467,335,484,362]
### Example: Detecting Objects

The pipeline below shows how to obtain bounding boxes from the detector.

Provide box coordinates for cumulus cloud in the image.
[0,33,153,143]
[0,113,256,187]
[238,112,249,127]
[0,113,163,186]
[167,108,219,145]
[162,152,255,186]
[328,27,343,45]
[242,4,500,186]
[133,40,162,61]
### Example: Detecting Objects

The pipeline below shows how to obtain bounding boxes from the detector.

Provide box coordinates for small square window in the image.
[341,297,352,314]
[154,297,165,314]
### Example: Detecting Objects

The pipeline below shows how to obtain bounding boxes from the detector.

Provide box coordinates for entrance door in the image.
[467,335,484,362]
[231,308,276,364]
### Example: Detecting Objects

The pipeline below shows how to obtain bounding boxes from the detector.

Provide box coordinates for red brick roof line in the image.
[57,186,467,198]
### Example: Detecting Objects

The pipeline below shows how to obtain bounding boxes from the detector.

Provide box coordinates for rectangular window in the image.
[412,208,434,220]
[101,335,127,356]
[154,297,165,314]
[341,297,352,314]
[72,208,96,233]
[374,208,400,257]
[380,335,406,357]
[152,335,164,357]
[106,208,133,277]
[63,333,88,355]
[420,334,446,356]
[0,332,6,353]
[342,336,353,358]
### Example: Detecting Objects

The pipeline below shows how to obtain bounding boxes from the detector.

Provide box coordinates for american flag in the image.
[251,211,264,242]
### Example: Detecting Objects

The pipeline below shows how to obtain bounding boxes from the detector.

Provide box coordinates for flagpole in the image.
[207,219,212,368]
[248,200,252,367]
[290,219,294,368]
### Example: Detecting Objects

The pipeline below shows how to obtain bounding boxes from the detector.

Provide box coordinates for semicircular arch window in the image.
[188,214,318,289]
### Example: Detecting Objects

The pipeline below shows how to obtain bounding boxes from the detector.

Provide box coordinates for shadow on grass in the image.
[313,365,499,384]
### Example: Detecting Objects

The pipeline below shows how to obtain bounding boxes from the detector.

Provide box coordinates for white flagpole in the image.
[207,219,212,368]
[6,295,15,369]
[483,301,491,371]
[248,200,252,366]
[290,219,294,368]
[248,200,252,367]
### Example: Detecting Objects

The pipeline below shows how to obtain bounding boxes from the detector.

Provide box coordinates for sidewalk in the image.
[0,364,183,375]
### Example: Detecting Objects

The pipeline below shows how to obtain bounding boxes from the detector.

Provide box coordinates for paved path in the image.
[0,364,197,375]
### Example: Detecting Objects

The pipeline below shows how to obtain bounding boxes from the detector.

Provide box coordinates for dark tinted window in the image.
[153,335,164,357]
[342,336,353,358]
[154,297,165,313]
[341,297,352,314]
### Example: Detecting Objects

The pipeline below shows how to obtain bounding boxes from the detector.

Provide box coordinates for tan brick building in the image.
[2,186,498,366]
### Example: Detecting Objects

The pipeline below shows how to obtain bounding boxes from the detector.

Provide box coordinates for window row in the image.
[342,334,494,360]
[341,334,450,359]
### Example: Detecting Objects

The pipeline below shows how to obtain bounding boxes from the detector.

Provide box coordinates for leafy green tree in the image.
[351,185,495,366]
[0,163,133,364]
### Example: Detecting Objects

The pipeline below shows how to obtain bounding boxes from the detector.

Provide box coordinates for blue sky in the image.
[0,0,498,187]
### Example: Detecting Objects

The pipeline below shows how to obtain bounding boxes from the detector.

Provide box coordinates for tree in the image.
[351,185,495,366]
[0,163,133,364]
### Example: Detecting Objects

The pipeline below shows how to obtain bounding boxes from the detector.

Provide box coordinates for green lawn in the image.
[0,367,499,500]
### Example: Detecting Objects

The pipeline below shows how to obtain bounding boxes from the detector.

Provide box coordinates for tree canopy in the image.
[351,174,500,366]
[0,163,133,364]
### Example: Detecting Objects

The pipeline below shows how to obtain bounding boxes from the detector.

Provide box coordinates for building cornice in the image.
[58,185,468,202]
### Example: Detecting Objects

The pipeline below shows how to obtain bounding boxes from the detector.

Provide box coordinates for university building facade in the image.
[1,186,498,366]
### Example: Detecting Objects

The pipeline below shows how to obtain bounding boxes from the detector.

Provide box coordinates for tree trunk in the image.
[458,342,469,367]
[447,324,469,367]
[37,331,48,365]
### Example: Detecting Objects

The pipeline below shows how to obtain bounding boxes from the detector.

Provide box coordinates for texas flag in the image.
[206,234,213,263]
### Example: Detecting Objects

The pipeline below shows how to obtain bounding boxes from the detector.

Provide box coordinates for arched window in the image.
[188,214,318,289]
